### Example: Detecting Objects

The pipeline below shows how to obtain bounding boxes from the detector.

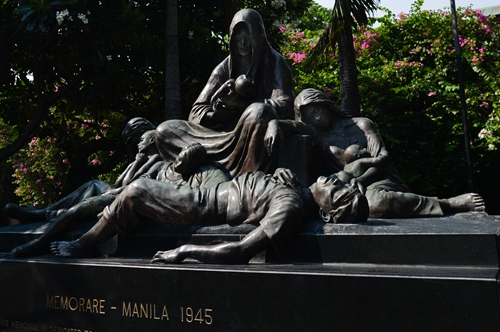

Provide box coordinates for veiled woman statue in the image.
[156,8,295,177]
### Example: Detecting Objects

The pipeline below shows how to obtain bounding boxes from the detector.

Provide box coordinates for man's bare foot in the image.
[151,248,183,264]
[50,240,98,258]
[11,238,47,258]
[442,193,486,213]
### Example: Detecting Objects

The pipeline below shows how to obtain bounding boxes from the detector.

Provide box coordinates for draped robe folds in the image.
[156,103,280,178]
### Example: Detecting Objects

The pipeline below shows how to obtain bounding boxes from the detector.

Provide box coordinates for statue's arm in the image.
[263,55,295,120]
[151,226,271,264]
[189,60,231,127]
[356,118,391,167]
[276,119,315,137]
[125,154,163,185]
[114,162,134,187]
[349,166,383,187]
[114,154,148,187]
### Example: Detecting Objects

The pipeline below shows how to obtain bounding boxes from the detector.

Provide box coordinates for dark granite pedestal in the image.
[0,212,499,331]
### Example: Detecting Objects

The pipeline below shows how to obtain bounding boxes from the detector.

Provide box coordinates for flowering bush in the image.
[7,108,121,206]
[10,137,70,207]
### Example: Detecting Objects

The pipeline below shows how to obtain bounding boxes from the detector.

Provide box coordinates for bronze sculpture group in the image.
[4,9,486,264]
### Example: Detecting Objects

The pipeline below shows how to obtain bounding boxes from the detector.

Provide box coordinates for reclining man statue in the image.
[11,135,228,258]
[50,169,369,264]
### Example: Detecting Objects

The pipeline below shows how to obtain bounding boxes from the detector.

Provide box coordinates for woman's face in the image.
[301,103,333,128]
[233,28,251,57]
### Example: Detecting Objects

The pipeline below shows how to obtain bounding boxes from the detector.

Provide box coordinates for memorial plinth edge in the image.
[0,211,498,266]
[0,212,500,331]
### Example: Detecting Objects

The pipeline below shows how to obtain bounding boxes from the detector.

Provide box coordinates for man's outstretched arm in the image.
[151,227,271,264]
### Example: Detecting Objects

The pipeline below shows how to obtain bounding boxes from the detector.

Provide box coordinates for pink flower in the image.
[459,36,467,47]
[480,101,489,108]
[428,91,436,97]
[287,52,307,65]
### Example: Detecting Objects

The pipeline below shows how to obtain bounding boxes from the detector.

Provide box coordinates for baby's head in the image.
[343,144,370,164]
[234,75,256,99]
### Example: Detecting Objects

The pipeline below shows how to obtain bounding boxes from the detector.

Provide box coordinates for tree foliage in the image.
[0,0,310,210]
[281,0,500,213]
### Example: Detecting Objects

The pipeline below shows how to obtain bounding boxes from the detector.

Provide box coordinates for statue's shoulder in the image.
[352,117,376,134]
[210,57,230,77]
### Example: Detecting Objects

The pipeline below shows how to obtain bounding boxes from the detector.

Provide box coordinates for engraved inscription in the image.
[180,307,213,325]
[46,295,105,314]
[10,320,39,330]
[0,319,92,332]
[40,295,215,325]
[121,302,169,320]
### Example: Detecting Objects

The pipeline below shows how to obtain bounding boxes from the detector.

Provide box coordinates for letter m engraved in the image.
[46,295,54,308]
[122,302,131,316]
[60,297,69,310]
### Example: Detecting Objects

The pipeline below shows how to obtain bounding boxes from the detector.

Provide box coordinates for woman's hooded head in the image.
[294,88,351,121]
[228,9,273,81]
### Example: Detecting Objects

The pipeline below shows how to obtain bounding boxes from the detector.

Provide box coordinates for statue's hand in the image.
[264,119,283,156]
[210,79,235,107]
[134,152,148,163]
[151,248,183,264]
[217,91,248,110]
[272,168,300,187]
[350,177,366,195]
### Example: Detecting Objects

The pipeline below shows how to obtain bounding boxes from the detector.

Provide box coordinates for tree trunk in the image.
[338,25,361,117]
[165,0,181,120]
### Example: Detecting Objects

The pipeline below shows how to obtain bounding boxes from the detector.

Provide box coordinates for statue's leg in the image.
[50,210,119,258]
[46,180,112,212]
[365,188,443,218]
[11,196,115,258]
[5,180,113,223]
[4,203,46,223]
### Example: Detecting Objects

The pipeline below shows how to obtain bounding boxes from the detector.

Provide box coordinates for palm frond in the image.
[304,0,379,70]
